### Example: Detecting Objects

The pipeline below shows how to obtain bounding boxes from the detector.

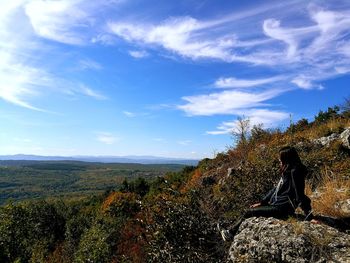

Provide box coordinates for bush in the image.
[287,118,309,133]
[147,193,223,262]
[102,192,140,218]
[74,224,112,263]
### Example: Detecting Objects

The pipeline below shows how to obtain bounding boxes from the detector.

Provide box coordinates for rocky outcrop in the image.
[312,133,339,147]
[228,217,350,263]
[311,127,350,149]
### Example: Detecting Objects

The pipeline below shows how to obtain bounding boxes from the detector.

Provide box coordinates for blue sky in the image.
[0,0,350,159]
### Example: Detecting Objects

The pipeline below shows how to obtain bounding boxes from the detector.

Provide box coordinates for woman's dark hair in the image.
[279,146,302,171]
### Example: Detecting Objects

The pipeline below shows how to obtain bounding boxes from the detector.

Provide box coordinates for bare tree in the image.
[232,116,250,145]
[342,96,350,112]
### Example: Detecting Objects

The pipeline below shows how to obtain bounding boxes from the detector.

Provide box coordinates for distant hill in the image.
[0,154,199,166]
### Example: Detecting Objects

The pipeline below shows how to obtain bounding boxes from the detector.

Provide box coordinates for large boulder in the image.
[228,217,350,263]
[340,128,350,149]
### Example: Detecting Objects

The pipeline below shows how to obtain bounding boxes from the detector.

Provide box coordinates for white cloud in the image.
[291,76,313,89]
[0,0,108,111]
[215,76,283,88]
[207,109,289,135]
[177,140,191,146]
[335,66,350,74]
[24,0,91,45]
[91,34,117,45]
[0,51,50,111]
[96,132,120,145]
[262,19,299,59]
[108,17,237,62]
[108,3,350,91]
[123,111,136,117]
[79,85,107,100]
[78,59,102,70]
[128,50,149,58]
[178,89,283,116]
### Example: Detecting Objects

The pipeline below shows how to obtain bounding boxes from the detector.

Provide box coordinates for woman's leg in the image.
[243,205,292,219]
[224,205,292,239]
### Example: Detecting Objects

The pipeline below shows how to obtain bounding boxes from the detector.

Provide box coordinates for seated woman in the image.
[218,146,314,241]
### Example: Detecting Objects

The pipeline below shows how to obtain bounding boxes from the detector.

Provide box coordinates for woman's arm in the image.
[291,168,312,217]
[260,187,276,205]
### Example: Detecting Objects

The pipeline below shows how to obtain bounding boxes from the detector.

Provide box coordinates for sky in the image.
[0,0,350,159]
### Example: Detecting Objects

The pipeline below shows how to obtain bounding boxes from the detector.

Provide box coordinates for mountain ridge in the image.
[0,154,199,165]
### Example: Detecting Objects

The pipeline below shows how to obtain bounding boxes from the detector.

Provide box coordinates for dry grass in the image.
[307,169,350,218]
[304,117,350,140]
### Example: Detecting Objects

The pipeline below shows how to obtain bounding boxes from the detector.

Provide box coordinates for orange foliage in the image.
[114,218,147,263]
[181,169,202,193]
[101,192,138,214]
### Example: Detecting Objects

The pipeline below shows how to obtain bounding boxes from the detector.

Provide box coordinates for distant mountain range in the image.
[0,154,199,165]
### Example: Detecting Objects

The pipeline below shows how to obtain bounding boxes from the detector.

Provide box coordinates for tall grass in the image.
[307,167,350,218]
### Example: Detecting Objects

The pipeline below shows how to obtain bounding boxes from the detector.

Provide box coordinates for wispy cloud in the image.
[291,75,324,90]
[207,109,289,135]
[123,111,136,117]
[96,132,120,145]
[215,76,283,88]
[0,51,50,111]
[177,140,192,146]
[78,59,103,71]
[0,0,108,111]
[79,85,107,100]
[108,3,350,90]
[122,110,151,118]
[24,0,91,45]
[178,89,283,116]
[108,17,236,62]
[103,3,348,133]
[128,50,149,58]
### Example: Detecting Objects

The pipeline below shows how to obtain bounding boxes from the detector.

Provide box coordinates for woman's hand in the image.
[250,202,261,208]
[310,219,321,224]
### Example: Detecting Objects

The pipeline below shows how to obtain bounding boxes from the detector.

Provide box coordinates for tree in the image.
[287,118,309,133]
[314,106,340,123]
[232,116,250,145]
[251,123,271,142]
[341,96,350,118]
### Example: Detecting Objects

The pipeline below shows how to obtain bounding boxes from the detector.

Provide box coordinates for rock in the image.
[313,133,339,147]
[227,168,235,177]
[340,128,350,149]
[228,217,350,263]
[335,198,350,215]
[201,176,216,186]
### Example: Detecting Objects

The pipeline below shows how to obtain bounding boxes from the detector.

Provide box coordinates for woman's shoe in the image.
[217,222,233,242]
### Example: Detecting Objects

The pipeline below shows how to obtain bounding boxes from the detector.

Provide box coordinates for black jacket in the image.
[261,164,312,215]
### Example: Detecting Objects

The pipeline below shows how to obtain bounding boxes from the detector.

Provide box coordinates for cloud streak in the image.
[128,50,149,58]
[96,132,120,145]
[178,89,283,116]
[0,0,108,111]
[108,3,350,88]
[24,0,91,45]
[215,76,284,88]
[207,109,289,135]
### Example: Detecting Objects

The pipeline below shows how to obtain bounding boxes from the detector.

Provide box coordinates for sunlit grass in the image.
[306,168,350,218]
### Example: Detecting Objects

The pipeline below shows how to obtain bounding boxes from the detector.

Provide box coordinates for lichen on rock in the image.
[228,217,350,263]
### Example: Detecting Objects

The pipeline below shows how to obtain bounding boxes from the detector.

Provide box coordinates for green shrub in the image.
[74,224,111,263]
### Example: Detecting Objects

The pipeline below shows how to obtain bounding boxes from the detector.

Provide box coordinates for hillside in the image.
[0,103,349,262]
